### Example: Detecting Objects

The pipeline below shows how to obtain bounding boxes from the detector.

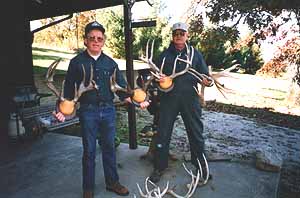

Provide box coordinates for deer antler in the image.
[141,40,196,92]
[45,60,97,117]
[135,155,209,198]
[193,64,239,106]
[167,154,210,198]
[73,64,98,102]
[136,177,169,198]
[45,58,64,99]
[110,68,149,106]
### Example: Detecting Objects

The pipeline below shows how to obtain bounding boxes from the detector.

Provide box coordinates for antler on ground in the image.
[135,154,209,198]
[136,177,169,198]
[167,154,209,198]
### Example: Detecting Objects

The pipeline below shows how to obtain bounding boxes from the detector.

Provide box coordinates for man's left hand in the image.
[202,77,214,87]
[139,100,150,109]
[125,97,150,109]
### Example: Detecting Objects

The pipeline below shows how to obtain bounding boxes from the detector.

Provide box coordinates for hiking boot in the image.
[106,182,129,196]
[83,190,93,198]
[149,169,163,183]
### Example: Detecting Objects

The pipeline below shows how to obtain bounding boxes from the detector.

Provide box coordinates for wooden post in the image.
[123,0,137,149]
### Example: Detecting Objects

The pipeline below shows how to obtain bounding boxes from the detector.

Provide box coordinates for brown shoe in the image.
[83,190,93,198]
[106,182,129,196]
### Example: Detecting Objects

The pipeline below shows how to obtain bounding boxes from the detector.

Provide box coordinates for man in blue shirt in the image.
[54,21,149,198]
[149,22,213,183]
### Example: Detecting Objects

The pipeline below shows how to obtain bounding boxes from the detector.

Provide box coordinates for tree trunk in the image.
[286,64,300,107]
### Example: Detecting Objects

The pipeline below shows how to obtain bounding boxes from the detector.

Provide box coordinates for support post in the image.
[123,0,137,149]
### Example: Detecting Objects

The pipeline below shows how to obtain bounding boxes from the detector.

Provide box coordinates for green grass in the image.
[33,66,66,75]
[32,47,75,55]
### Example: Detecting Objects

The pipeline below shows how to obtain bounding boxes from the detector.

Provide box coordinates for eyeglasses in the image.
[87,36,104,42]
[172,31,185,37]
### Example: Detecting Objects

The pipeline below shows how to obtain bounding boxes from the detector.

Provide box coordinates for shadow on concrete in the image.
[0,133,279,198]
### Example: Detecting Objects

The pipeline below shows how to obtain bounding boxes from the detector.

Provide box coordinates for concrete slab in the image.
[0,133,279,198]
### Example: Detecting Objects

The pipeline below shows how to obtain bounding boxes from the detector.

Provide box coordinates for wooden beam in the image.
[26,0,144,21]
[132,20,156,28]
[123,1,137,149]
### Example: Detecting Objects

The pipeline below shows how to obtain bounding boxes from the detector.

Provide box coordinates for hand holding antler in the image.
[46,59,97,119]
[193,64,238,106]
[110,68,150,107]
[141,40,210,93]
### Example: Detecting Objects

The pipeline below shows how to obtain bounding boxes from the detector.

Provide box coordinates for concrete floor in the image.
[1,133,279,198]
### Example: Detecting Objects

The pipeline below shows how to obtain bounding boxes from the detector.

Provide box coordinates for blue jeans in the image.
[79,103,119,191]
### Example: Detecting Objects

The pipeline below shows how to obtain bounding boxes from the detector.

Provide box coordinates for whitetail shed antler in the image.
[167,154,210,198]
[141,39,214,93]
[193,64,239,106]
[135,154,210,198]
[45,59,97,117]
[136,177,169,198]
[110,68,149,106]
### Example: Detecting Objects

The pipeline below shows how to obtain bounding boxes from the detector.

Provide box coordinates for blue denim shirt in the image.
[63,50,128,104]
[156,42,209,96]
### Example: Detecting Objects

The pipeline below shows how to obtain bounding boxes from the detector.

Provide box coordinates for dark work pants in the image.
[153,93,205,171]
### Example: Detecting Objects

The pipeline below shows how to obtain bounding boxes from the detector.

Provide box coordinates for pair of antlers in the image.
[45,59,97,116]
[140,40,214,93]
[135,154,209,198]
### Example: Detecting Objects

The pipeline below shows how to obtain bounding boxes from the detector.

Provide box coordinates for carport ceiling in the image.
[27,0,144,21]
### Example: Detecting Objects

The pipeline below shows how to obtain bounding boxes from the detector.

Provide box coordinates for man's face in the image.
[172,29,188,46]
[84,29,105,55]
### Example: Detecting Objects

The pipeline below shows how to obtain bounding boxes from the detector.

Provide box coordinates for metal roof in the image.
[27,0,143,20]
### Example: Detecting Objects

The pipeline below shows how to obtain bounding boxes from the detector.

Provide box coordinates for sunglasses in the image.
[87,36,104,42]
[172,31,186,37]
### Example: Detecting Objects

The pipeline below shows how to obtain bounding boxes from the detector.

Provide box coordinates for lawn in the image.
[32,46,300,146]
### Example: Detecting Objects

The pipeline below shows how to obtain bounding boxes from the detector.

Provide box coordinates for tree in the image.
[33,11,96,50]
[189,21,240,69]
[188,0,300,106]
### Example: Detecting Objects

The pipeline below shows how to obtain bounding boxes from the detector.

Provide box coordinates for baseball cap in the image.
[84,21,105,36]
[172,22,188,32]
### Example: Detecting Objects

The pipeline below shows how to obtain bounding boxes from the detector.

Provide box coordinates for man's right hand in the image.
[52,111,66,122]
[157,74,166,82]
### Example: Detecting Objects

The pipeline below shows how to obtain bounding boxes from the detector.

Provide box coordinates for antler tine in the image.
[198,154,210,186]
[187,68,214,86]
[193,85,206,107]
[148,40,161,74]
[170,56,191,79]
[140,39,160,75]
[136,177,170,198]
[160,181,170,197]
[46,58,61,82]
[74,64,97,101]
[223,63,241,73]
[45,58,62,97]
[89,64,98,90]
[143,74,155,91]
[60,80,66,100]
[183,163,201,197]
[184,42,194,65]
[136,183,148,198]
[149,39,155,61]
[145,177,152,194]
[167,162,201,198]
[171,43,195,79]
[110,68,129,93]
[177,43,194,66]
